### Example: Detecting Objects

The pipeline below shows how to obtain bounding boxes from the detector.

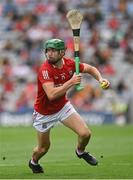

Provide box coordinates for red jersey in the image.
[34,57,84,115]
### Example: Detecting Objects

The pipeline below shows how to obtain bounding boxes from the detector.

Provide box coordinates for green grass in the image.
[0,125,133,179]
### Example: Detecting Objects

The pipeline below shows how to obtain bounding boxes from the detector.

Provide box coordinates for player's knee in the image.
[79,128,91,139]
[38,144,50,154]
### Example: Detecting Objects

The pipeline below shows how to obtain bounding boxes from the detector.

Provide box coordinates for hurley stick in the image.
[66,9,84,91]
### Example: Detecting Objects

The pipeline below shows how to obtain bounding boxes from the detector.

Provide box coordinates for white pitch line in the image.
[0,164,22,167]
[0,163,81,167]
[0,162,131,167]
[112,162,131,166]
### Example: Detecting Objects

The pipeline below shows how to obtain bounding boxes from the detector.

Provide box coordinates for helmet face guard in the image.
[44,39,66,52]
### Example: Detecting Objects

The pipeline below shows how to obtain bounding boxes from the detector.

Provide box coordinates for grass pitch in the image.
[0,124,133,179]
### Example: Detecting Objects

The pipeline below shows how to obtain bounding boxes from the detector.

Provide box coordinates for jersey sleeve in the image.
[79,62,84,72]
[38,67,53,84]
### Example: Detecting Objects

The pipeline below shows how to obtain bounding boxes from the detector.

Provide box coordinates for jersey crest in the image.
[42,70,49,79]
[60,73,66,80]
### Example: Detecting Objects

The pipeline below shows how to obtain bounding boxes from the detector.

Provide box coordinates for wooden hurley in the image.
[66,9,84,91]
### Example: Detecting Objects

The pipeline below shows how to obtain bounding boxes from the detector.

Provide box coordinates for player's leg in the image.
[62,112,90,152]
[29,130,51,173]
[61,112,98,165]
[29,110,59,173]
[32,130,51,163]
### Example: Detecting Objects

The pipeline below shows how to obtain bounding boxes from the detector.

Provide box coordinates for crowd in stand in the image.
[0,0,133,123]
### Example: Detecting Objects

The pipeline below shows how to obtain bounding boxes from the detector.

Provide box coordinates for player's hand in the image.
[71,73,82,85]
[99,78,110,89]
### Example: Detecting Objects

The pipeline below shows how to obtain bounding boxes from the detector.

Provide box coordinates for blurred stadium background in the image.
[0,0,133,126]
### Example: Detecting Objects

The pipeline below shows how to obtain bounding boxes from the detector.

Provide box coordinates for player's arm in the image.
[82,63,110,87]
[42,73,81,101]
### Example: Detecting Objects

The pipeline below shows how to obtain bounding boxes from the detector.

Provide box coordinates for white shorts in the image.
[33,102,76,132]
